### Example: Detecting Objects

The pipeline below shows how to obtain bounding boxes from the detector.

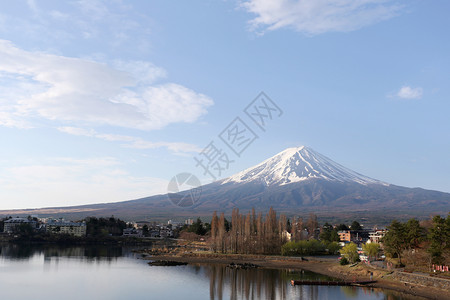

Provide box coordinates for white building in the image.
[46,220,87,237]
[282,230,292,241]
[123,228,143,237]
[160,228,173,238]
[3,218,37,234]
[368,229,387,244]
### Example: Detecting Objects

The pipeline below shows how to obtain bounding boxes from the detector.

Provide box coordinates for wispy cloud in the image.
[241,0,403,35]
[0,157,168,209]
[58,126,202,153]
[2,0,150,51]
[396,85,423,99]
[0,40,213,130]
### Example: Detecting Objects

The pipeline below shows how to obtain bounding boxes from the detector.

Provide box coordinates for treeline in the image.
[85,217,128,237]
[382,214,450,265]
[209,208,325,255]
[210,207,285,254]
[281,240,340,256]
[185,218,211,236]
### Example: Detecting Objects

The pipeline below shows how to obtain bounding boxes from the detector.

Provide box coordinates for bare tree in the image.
[306,213,318,239]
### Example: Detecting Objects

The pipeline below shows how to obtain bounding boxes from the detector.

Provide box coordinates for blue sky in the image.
[0,0,449,209]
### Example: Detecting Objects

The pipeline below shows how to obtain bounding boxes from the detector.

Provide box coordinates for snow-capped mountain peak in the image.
[222,146,386,186]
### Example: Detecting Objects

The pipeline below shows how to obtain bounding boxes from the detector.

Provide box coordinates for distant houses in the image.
[122,228,143,237]
[2,217,86,237]
[368,229,387,244]
[338,229,386,246]
[46,219,87,237]
[1,215,190,239]
[3,217,37,234]
[124,220,178,238]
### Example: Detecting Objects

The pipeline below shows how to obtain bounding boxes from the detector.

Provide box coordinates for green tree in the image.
[336,224,349,231]
[405,218,424,249]
[427,215,447,264]
[326,241,341,255]
[330,230,340,242]
[16,223,34,237]
[223,217,230,232]
[319,222,333,242]
[382,220,407,264]
[340,257,349,265]
[188,218,207,235]
[320,223,340,243]
[281,240,326,256]
[445,213,450,246]
[85,216,127,237]
[362,243,380,261]
[340,242,359,263]
[142,225,149,237]
[350,221,362,230]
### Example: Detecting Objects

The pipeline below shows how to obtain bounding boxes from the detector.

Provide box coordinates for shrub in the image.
[339,242,359,263]
[281,240,326,256]
[327,242,341,255]
[340,257,349,265]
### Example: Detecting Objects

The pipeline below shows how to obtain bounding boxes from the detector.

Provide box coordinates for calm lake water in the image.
[0,244,422,300]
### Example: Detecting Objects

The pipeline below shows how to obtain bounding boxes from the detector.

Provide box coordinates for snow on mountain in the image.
[222,146,387,186]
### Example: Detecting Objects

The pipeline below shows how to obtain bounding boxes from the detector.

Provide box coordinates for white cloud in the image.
[0,40,213,130]
[396,85,423,99]
[57,126,202,153]
[241,0,403,35]
[0,157,169,209]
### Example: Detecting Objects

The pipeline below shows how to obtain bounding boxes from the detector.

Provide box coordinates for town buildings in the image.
[46,220,87,237]
[122,228,143,237]
[3,217,37,234]
[368,229,388,244]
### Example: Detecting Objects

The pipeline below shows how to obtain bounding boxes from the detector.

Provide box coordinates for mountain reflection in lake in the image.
[0,245,423,300]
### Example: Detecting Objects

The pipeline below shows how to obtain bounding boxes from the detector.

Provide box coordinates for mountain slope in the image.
[1,146,449,221]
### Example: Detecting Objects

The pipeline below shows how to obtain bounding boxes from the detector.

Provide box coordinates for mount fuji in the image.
[1,146,449,221]
[222,146,384,186]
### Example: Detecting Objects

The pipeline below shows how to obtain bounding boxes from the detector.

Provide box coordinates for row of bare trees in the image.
[209,207,319,255]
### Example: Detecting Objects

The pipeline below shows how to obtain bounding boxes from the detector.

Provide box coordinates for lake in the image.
[0,244,422,300]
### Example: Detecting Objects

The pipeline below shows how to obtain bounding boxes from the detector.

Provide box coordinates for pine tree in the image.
[382,220,407,265]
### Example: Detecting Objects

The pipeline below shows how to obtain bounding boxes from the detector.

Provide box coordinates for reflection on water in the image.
[0,245,424,300]
[204,264,417,300]
[206,264,334,300]
[0,244,124,262]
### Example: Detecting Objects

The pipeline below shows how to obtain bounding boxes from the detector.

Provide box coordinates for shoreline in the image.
[140,252,450,300]
[0,235,174,246]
